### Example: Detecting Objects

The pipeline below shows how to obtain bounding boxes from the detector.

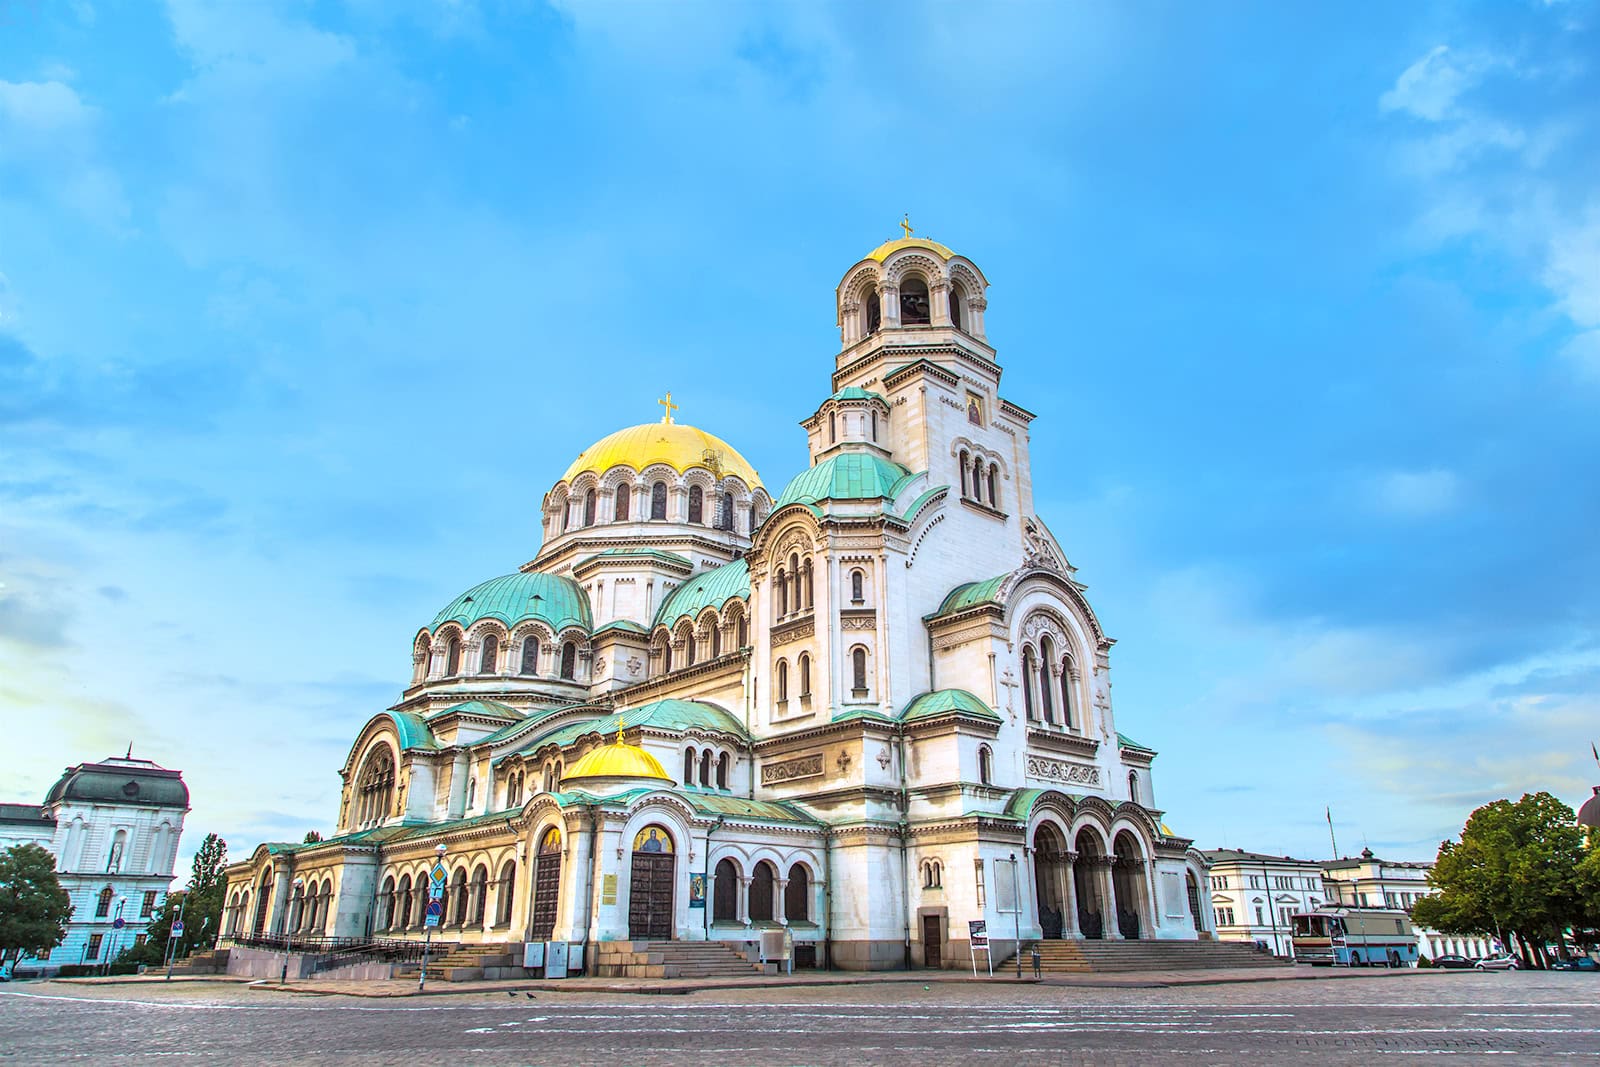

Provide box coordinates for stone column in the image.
[1101,856,1123,940]
[737,876,751,925]
[775,878,789,926]
[1062,850,1081,938]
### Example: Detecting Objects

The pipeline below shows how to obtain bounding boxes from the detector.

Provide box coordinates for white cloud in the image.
[0,80,128,230]
[1543,209,1600,327]
[1380,46,1482,122]
[0,79,95,134]
[1561,330,1600,382]
[1367,468,1461,519]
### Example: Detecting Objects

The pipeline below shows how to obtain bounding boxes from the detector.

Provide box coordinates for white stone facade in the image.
[219,232,1211,971]
[1321,850,1494,961]
[1202,849,1329,958]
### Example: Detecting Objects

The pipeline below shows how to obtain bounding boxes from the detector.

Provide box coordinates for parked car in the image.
[1551,957,1598,971]
[1474,954,1521,970]
[1432,954,1475,969]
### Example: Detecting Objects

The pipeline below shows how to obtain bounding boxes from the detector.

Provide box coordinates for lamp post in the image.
[1010,852,1022,979]
[103,897,127,976]
[164,894,187,980]
[280,878,303,985]
[419,844,446,992]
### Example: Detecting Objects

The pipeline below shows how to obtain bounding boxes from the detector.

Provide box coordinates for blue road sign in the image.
[112,917,126,930]
[171,921,184,936]
[424,899,442,928]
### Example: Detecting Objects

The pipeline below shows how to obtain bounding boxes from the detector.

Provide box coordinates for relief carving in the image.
[761,754,824,785]
[1024,754,1101,787]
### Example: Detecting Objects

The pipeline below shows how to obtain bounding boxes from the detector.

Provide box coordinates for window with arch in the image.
[414,637,432,683]
[449,868,469,926]
[717,751,729,790]
[713,858,738,921]
[829,412,837,444]
[479,633,498,675]
[978,745,994,786]
[395,875,412,929]
[900,275,931,324]
[520,636,539,675]
[1022,647,1038,721]
[356,744,396,826]
[467,775,477,810]
[1060,662,1075,728]
[786,863,810,922]
[688,484,704,524]
[1128,770,1140,806]
[717,491,733,530]
[922,859,943,889]
[444,634,461,676]
[798,652,811,698]
[801,560,813,608]
[683,625,698,667]
[949,284,964,330]
[470,864,489,926]
[683,747,696,784]
[988,463,999,508]
[851,646,869,695]
[850,569,865,603]
[737,613,748,648]
[776,659,789,703]
[650,481,667,520]
[700,749,712,787]
[710,621,722,658]
[614,483,630,522]
[1039,636,1057,724]
[583,489,596,527]
[749,861,776,921]
[775,567,788,617]
[495,860,516,926]
[959,450,970,497]
[870,409,878,441]
[864,286,881,334]
[96,885,114,917]
[559,641,577,680]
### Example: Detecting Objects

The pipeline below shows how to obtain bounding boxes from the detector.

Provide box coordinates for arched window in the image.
[829,412,837,444]
[1128,770,1140,806]
[775,568,788,617]
[949,285,964,330]
[865,286,881,334]
[900,276,931,324]
[923,860,943,889]
[661,638,673,673]
[713,859,738,921]
[749,862,775,921]
[979,745,994,786]
[718,491,733,530]
[356,745,396,827]
[988,463,999,508]
[450,868,469,926]
[496,860,516,926]
[776,659,789,703]
[959,450,970,497]
[798,653,811,697]
[650,481,667,520]
[520,636,539,675]
[1022,648,1037,721]
[560,641,577,680]
[396,875,412,929]
[479,633,498,675]
[1060,662,1075,728]
[717,751,729,790]
[851,647,868,695]
[802,560,813,608]
[470,865,489,926]
[850,569,865,603]
[700,750,712,787]
[1039,636,1056,724]
[96,885,114,918]
[583,489,596,527]
[614,483,630,522]
[684,747,696,784]
[786,863,810,922]
[710,622,722,658]
[737,614,748,648]
[380,877,396,930]
[687,484,704,524]
[871,409,878,441]
[444,634,461,676]
[467,775,477,810]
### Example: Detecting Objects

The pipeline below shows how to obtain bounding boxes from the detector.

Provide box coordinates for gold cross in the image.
[900,214,913,239]
[658,391,679,424]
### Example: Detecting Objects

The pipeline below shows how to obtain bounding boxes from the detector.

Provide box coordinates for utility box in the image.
[545,941,569,979]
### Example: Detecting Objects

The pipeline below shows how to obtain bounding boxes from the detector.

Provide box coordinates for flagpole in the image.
[1326,807,1339,860]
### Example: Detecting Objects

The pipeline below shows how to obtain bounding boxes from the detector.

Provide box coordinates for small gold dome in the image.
[865,236,957,263]
[562,734,673,784]
[560,422,762,489]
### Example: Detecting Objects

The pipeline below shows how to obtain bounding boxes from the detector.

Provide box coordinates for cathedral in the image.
[218,228,1213,972]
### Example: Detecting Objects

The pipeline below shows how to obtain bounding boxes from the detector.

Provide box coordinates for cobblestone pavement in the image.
[2,972,1596,1065]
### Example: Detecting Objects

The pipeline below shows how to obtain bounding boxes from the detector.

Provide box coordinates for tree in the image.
[302,831,323,844]
[119,834,228,966]
[1414,792,1587,967]
[0,844,73,965]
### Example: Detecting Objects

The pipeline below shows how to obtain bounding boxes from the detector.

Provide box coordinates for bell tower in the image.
[827,222,1035,533]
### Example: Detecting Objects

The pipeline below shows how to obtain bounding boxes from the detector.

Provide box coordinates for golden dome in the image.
[562,734,673,784]
[865,236,957,263]
[560,421,762,488]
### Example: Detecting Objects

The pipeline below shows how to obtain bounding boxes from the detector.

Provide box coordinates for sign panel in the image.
[112,917,126,930]
[424,899,442,928]
[429,861,448,886]
[600,873,618,906]
[688,872,706,909]
[428,882,444,901]
[968,920,988,947]
[171,922,184,936]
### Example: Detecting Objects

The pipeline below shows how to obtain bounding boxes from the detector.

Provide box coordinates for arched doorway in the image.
[749,861,776,921]
[712,859,738,922]
[1186,871,1204,934]
[529,827,561,941]
[628,824,675,940]
[1112,831,1147,940]
[253,872,273,936]
[1073,829,1106,939]
[1032,824,1068,939]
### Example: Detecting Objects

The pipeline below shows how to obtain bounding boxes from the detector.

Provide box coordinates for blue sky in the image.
[3,1,1597,871]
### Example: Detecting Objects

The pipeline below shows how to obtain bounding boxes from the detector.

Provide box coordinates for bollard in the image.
[1030,949,1041,979]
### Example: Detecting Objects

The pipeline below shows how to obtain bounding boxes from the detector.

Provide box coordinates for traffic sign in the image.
[429,861,447,886]
[429,882,444,901]
[171,921,184,936]
[424,899,442,928]
[112,917,126,930]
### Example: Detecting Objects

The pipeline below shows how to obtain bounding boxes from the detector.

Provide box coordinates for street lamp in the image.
[103,897,127,977]
[280,878,304,985]
[1010,852,1022,979]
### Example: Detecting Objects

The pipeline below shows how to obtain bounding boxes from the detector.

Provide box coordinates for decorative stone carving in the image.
[771,618,814,646]
[1024,754,1101,787]
[625,656,643,675]
[761,754,824,785]
[1023,517,1069,574]
[840,613,876,631]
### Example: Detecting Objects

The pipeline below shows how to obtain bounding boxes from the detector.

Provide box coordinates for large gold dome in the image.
[562,737,672,784]
[560,421,762,488]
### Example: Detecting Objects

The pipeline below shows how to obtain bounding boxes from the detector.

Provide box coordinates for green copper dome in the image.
[774,453,915,510]
[655,558,750,628]
[432,572,592,634]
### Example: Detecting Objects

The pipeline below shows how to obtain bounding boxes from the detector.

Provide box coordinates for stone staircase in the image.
[397,942,517,982]
[595,940,765,979]
[1002,938,1289,974]
[168,948,230,975]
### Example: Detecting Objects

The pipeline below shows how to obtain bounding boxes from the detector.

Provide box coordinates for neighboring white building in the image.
[0,755,189,975]
[218,228,1214,974]
[1321,848,1493,961]
[1201,849,1327,958]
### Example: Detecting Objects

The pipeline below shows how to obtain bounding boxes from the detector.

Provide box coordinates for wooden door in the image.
[921,914,942,968]
[628,853,675,940]
[530,852,561,941]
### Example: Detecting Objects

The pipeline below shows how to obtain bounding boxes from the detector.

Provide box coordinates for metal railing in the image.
[230,934,445,972]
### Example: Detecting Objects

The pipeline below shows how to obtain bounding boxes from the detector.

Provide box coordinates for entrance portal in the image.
[1112,831,1145,940]
[1186,871,1203,933]
[1032,824,1068,939]
[627,824,675,940]
[921,915,942,968]
[1073,829,1106,939]
[530,826,562,941]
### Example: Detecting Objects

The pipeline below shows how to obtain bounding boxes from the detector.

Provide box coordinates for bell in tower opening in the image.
[900,276,931,325]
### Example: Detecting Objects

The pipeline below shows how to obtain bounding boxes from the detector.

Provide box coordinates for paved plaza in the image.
[1,971,1597,1065]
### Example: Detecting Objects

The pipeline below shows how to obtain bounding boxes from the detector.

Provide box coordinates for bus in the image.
[1290,906,1419,967]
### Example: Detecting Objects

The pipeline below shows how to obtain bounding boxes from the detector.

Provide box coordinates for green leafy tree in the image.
[1414,792,1586,967]
[0,844,73,964]
[118,834,229,966]
[302,831,323,844]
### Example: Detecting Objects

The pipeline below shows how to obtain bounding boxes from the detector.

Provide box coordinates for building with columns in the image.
[217,228,1212,971]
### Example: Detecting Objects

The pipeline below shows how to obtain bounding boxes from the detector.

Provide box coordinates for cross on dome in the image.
[900,213,913,239]
[657,391,679,424]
